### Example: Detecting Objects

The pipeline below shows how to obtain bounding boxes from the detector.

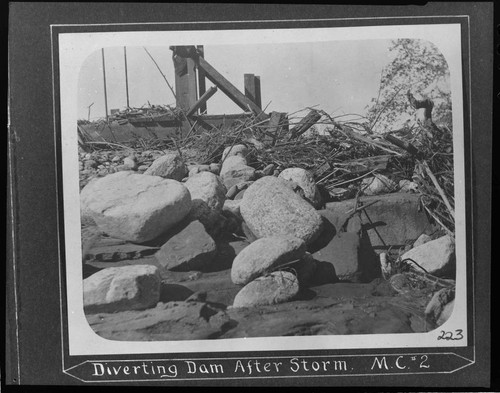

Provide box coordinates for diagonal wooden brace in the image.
[196,56,264,115]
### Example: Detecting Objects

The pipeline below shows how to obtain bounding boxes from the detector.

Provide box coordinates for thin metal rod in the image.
[124,47,130,108]
[143,47,177,101]
[101,48,109,121]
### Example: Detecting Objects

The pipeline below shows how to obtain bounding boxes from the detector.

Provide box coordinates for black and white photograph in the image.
[63,23,469,353]
[7,3,493,386]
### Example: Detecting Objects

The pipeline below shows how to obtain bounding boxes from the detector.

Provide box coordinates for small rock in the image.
[84,159,97,169]
[114,165,130,172]
[221,144,249,162]
[83,265,160,314]
[221,164,256,190]
[144,152,187,180]
[155,220,217,271]
[361,174,397,195]
[262,164,275,176]
[222,199,242,221]
[184,172,227,231]
[232,271,299,308]
[226,181,253,199]
[278,167,322,208]
[231,236,306,285]
[137,164,150,171]
[188,165,211,177]
[209,163,221,175]
[401,235,455,277]
[226,184,240,199]
[436,299,454,326]
[399,179,418,193]
[234,190,246,200]
[240,176,323,245]
[123,155,137,170]
[112,155,121,163]
[328,187,350,200]
[425,287,455,327]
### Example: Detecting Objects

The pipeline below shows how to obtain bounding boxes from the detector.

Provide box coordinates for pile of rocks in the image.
[80,144,457,338]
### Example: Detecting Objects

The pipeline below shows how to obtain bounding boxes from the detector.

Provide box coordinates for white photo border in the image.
[53,19,471,357]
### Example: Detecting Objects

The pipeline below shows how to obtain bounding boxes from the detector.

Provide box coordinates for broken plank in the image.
[384,133,420,156]
[340,155,391,175]
[289,109,321,139]
[196,56,264,115]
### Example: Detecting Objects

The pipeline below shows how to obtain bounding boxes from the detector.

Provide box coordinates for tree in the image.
[366,39,452,133]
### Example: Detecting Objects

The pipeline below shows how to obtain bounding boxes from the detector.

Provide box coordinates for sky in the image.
[78,40,395,122]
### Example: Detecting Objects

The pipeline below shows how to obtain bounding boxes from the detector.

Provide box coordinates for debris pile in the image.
[79,97,457,340]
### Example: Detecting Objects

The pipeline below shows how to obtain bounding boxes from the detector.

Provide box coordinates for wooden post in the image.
[244,74,261,109]
[101,48,109,121]
[267,111,288,145]
[173,47,198,111]
[124,47,130,108]
[196,45,207,114]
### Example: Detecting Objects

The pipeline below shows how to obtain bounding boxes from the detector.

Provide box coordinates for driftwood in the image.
[340,154,391,175]
[384,133,420,156]
[289,110,322,139]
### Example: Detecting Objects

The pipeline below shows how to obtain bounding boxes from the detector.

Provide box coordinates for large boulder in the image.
[83,265,160,314]
[155,220,217,272]
[278,168,322,208]
[240,176,324,245]
[184,172,226,211]
[184,172,227,230]
[401,235,455,277]
[323,193,435,249]
[232,271,299,308]
[231,236,306,285]
[144,152,187,180]
[80,172,191,243]
[312,232,362,282]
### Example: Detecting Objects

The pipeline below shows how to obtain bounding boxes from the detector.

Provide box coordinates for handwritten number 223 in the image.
[437,329,463,340]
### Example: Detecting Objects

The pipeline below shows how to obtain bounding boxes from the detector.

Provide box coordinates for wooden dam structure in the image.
[77,45,310,148]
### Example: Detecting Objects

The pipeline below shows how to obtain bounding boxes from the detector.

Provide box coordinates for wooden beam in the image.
[384,133,420,156]
[341,155,391,175]
[186,86,218,117]
[174,55,198,111]
[244,74,261,109]
[196,56,263,115]
[289,110,321,139]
